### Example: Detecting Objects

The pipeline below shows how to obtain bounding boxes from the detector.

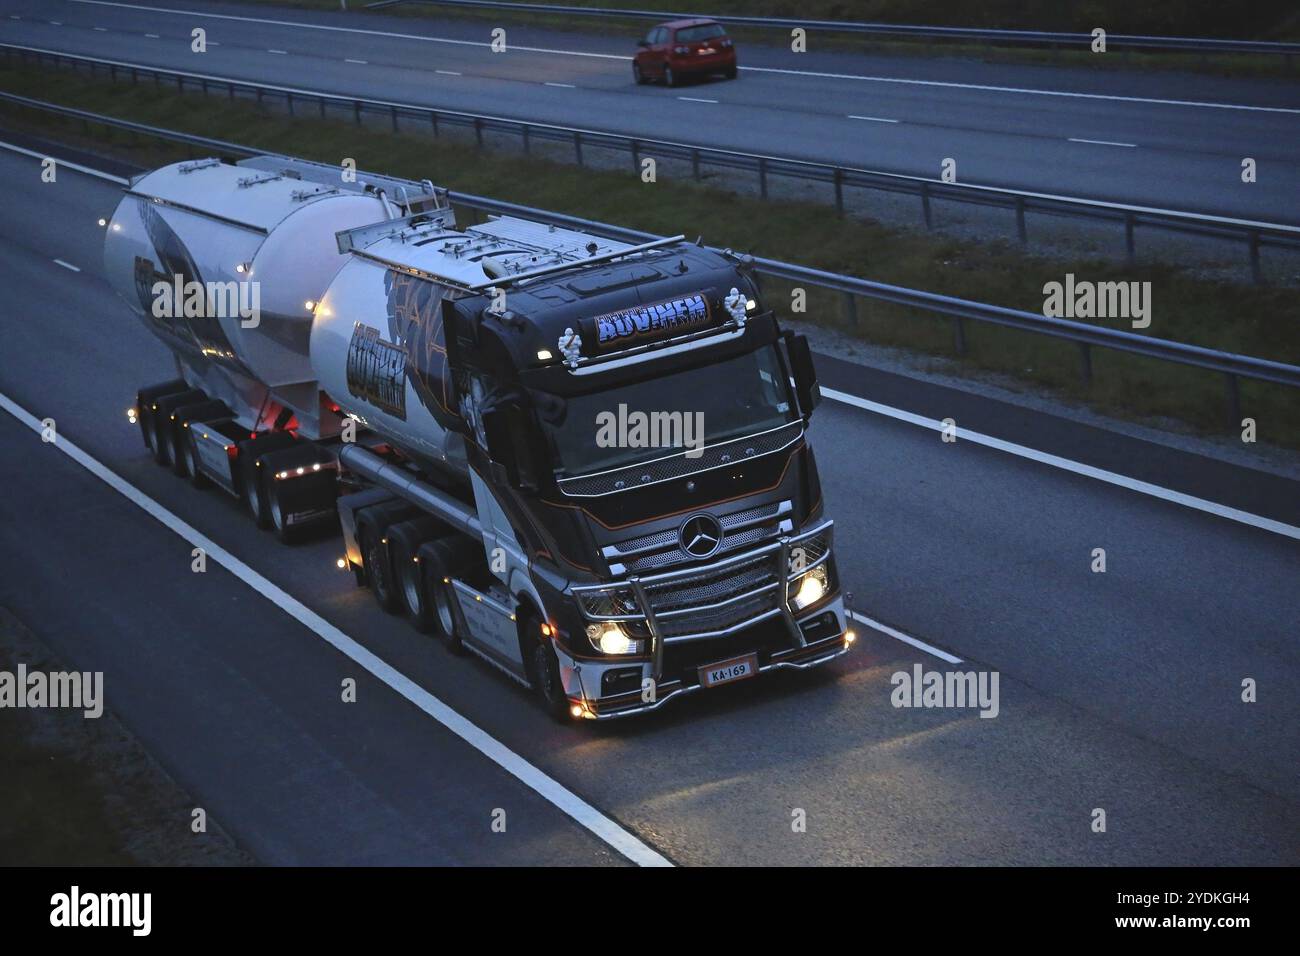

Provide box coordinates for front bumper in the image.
[576,623,850,720]
[563,521,845,719]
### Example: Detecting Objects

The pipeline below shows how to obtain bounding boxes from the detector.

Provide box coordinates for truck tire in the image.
[632,62,646,85]
[386,517,449,631]
[183,426,212,489]
[663,65,677,87]
[235,432,298,528]
[261,443,338,544]
[358,525,400,613]
[354,501,420,611]
[523,612,571,722]
[135,379,187,455]
[149,389,206,468]
[417,537,478,652]
[168,400,230,478]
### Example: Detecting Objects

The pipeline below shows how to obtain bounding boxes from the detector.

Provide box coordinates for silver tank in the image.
[103,157,398,437]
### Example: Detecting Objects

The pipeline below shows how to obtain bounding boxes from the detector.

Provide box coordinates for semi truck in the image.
[104,154,852,721]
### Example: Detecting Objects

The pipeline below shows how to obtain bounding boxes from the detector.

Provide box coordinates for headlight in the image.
[791,565,829,611]
[585,622,643,656]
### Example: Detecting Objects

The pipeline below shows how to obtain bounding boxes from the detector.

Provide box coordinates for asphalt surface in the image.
[0,146,1296,865]
[1,0,1298,223]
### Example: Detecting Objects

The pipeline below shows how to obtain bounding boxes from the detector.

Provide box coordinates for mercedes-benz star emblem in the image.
[679,513,723,559]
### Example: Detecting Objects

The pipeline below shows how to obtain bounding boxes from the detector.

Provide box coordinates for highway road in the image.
[0,142,1297,865]
[1,0,1299,224]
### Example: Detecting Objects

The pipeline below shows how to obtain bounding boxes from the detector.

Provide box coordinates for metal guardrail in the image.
[2,89,1297,428]
[3,42,1298,285]
[368,0,1300,56]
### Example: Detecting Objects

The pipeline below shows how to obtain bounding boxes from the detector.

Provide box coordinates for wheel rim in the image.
[187,441,199,477]
[665,68,673,84]
[271,487,284,531]
[433,582,455,636]
[401,561,422,616]
[247,475,262,519]
[633,63,641,81]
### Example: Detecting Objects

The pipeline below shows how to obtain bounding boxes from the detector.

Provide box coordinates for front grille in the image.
[573,520,834,646]
[603,499,792,575]
[557,421,803,498]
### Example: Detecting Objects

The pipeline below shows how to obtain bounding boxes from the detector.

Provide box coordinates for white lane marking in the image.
[66,0,1300,115]
[144,33,159,38]
[344,58,368,65]
[678,96,718,104]
[93,26,107,31]
[848,114,899,123]
[544,81,576,88]
[435,69,461,76]
[1068,137,1138,148]
[848,611,963,665]
[823,387,1300,541]
[267,49,288,55]
[8,15,21,20]
[50,21,63,26]
[0,140,130,183]
[53,259,81,272]
[0,389,672,868]
[743,64,1300,115]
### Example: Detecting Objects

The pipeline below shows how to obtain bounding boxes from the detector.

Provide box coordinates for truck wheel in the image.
[725,64,737,79]
[418,537,476,653]
[387,517,447,631]
[240,449,272,528]
[260,443,338,545]
[237,432,298,529]
[135,379,187,455]
[149,389,206,468]
[184,429,209,489]
[632,62,646,85]
[524,614,571,722]
[169,400,231,478]
[663,65,677,87]
[359,525,400,613]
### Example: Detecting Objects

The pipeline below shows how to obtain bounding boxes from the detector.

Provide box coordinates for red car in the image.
[633,19,737,87]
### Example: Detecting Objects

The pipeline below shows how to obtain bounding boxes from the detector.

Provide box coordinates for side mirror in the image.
[785,333,821,418]
[481,401,540,491]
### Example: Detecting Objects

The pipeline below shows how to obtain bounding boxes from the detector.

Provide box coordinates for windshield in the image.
[676,24,726,42]
[546,346,796,477]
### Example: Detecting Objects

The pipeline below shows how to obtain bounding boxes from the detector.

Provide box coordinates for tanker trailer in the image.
[106,154,853,722]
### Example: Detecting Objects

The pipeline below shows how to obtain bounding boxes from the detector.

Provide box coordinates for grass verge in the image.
[0,59,1296,449]
[0,608,253,865]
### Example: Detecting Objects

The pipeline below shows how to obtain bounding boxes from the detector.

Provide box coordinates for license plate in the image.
[699,652,758,688]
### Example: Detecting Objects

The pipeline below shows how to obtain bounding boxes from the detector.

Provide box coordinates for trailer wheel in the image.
[260,444,338,545]
[524,613,571,722]
[184,430,209,489]
[241,451,272,528]
[149,389,206,468]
